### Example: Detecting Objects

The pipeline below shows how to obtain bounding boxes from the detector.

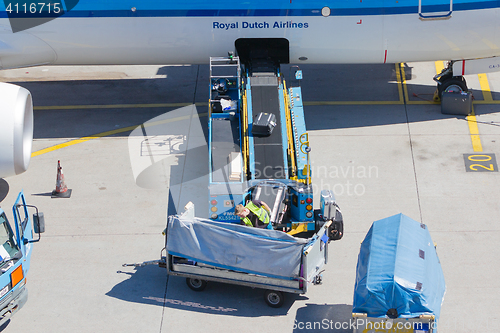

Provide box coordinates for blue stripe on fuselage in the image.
[0,0,498,18]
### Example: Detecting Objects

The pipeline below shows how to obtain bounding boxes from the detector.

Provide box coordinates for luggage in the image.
[441,91,472,115]
[252,112,276,136]
[320,190,344,240]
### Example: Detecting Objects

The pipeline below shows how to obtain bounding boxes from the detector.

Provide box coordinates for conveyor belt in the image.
[211,117,240,182]
[251,76,285,179]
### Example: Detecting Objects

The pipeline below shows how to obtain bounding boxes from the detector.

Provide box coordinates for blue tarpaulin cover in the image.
[353,214,446,319]
[166,216,307,279]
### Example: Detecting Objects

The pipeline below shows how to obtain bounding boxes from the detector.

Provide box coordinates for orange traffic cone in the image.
[51,160,72,198]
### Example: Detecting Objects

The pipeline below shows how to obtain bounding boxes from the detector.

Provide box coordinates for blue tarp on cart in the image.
[166,216,307,279]
[352,214,446,319]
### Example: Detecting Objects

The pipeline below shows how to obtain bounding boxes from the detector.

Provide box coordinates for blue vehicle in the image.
[0,191,44,325]
[150,56,344,308]
[352,214,445,333]
[207,54,343,238]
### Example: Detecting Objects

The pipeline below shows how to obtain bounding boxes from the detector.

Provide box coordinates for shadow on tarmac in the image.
[106,265,167,307]
[7,63,498,140]
[0,179,9,203]
[164,274,304,317]
[107,264,307,317]
[293,303,353,333]
[31,192,53,197]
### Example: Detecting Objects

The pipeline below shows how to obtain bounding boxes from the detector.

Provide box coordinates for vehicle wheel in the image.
[329,220,344,241]
[264,290,284,308]
[438,76,468,98]
[186,278,207,292]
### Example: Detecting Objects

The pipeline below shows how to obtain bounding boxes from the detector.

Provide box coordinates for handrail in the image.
[418,0,452,20]
[241,90,249,176]
[299,133,312,185]
[283,81,297,178]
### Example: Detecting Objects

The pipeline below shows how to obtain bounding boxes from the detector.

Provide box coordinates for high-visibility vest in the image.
[242,201,270,228]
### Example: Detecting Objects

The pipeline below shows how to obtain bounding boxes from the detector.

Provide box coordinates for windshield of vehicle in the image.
[0,213,20,266]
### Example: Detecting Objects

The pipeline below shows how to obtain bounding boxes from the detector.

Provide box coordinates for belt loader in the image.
[148,55,344,307]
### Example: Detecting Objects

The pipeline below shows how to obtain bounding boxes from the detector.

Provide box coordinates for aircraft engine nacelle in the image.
[0,83,33,178]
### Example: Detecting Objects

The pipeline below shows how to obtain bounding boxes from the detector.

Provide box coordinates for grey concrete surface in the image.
[0,63,499,333]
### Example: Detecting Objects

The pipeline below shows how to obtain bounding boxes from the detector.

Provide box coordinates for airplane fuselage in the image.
[0,0,499,68]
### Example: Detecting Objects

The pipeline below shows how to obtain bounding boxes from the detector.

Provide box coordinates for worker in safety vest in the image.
[235,200,272,229]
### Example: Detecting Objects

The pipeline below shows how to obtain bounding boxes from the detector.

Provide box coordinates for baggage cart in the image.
[352,214,445,333]
[161,202,334,307]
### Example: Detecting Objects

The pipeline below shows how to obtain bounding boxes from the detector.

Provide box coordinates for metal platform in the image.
[211,117,240,182]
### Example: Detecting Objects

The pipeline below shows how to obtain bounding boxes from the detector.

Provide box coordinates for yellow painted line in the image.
[478,73,493,102]
[435,61,445,74]
[32,112,208,157]
[395,63,405,103]
[398,63,440,105]
[433,62,484,152]
[397,62,442,105]
[400,63,410,101]
[407,100,440,105]
[472,100,500,104]
[32,64,495,158]
[467,105,483,152]
[31,125,138,157]
[34,102,208,111]
[36,100,408,110]
[304,100,403,106]
[30,63,497,113]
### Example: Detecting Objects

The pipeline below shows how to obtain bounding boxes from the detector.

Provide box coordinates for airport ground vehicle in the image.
[0,191,44,325]
[148,55,344,307]
[162,202,335,307]
[207,55,343,237]
[352,214,445,333]
[165,55,344,306]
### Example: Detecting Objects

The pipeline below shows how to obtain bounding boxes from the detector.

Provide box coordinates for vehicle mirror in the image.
[33,212,45,234]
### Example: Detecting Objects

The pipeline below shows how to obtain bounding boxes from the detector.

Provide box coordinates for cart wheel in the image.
[186,278,207,292]
[264,290,284,308]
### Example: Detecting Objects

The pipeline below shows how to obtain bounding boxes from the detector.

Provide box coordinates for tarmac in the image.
[0,62,499,333]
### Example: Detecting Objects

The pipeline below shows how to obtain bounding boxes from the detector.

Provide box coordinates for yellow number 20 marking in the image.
[464,153,498,172]
[470,164,494,171]
[468,155,492,162]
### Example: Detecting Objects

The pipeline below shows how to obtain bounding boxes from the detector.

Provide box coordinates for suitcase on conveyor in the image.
[252,112,276,136]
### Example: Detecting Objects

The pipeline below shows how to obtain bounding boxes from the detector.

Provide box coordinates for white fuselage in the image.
[0,8,499,69]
